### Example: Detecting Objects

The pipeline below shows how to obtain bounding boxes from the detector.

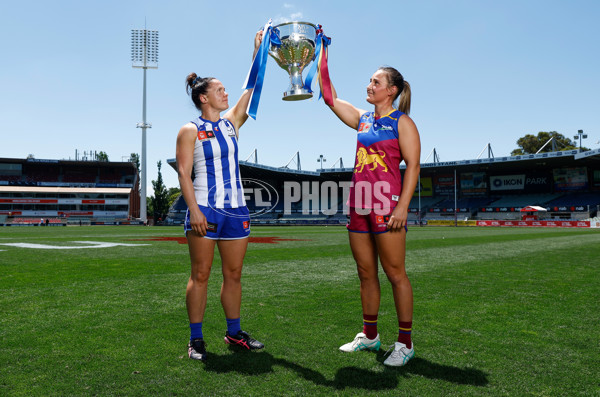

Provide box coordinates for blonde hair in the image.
[397,81,411,115]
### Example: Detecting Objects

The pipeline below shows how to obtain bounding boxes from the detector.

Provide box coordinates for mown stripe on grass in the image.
[406,232,600,272]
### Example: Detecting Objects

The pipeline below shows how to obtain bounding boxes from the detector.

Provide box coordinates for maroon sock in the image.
[398,321,412,349]
[362,314,378,340]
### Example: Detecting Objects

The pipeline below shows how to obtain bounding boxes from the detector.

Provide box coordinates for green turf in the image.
[0,225,599,396]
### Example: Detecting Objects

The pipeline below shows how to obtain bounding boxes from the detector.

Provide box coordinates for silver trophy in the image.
[269,22,317,101]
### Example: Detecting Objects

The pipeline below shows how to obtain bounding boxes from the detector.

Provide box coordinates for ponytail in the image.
[378,66,411,115]
[397,81,411,115]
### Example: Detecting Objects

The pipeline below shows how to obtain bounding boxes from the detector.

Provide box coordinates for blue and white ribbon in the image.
[243,19,281,120]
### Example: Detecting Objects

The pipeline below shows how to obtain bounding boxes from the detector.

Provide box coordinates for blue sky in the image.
[1,0,599,191]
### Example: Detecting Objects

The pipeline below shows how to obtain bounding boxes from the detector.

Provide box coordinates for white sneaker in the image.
[383,342,414,366]
[339,332,381,352]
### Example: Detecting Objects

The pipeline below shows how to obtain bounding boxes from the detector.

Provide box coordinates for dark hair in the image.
[185,73,215,111]
[378,66,411,115]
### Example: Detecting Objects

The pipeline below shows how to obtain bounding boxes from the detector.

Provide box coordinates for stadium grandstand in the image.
[166,147,600,228]
[0,157,141,226]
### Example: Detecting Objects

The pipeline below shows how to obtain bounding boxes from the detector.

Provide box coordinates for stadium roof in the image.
[167,148,600,181]
[0,157,137,168]
[417,148,600,171]
[0,186,131,194]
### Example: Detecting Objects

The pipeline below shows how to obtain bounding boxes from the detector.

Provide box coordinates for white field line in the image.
[0,241,150,250]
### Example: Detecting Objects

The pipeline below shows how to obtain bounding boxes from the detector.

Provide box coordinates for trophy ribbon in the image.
[244,19,281,120]
[303,25,333,107]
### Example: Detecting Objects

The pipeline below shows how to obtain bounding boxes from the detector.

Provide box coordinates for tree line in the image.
[129,154,179,224]
[511,131,589,156]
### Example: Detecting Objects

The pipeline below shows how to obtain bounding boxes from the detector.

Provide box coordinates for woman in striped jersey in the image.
[176,30,264,361]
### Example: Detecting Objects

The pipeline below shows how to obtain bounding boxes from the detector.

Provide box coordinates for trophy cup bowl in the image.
[269,22,317,101]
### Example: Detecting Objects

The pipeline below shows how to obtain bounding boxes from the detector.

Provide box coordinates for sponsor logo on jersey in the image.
[355,147,388,173]
[358,122,372,134]
[198,130,216,140]
[225,123,236,137]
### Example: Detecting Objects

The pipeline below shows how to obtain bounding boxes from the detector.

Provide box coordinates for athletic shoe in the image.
[188,338,207,361]
[339,332,381,352]
[224,330,264,350]
[383,342,414,366]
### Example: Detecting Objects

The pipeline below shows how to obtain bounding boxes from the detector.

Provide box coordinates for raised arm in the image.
[224,30,263,134]
[176,123,208,236]
[321,77,366,130]
[388,114,421,231]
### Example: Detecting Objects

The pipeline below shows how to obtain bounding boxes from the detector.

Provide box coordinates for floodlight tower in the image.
[318,154,327,171]
[131,28,159,223]
[574,129,587,152]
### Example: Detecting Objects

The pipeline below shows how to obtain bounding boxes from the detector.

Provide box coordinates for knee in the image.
[190,265,211,284]
[384,269,409,286]
[357,266,379,283]
[222,266,242,283]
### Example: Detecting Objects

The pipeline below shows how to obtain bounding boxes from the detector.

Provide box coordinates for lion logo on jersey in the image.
[355,147,388,173]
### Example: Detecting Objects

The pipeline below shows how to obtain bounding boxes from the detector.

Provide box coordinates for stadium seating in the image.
[486,193,563,207]
[545,192,600,207]
[0,174,21,183]
[430,197,496,211]
[0,158,139,222]
[9,217,64,225]
[408,196,445,209]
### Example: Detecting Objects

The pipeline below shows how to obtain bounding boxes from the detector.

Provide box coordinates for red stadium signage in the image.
[477,220,590,228]
[0,199,58,203]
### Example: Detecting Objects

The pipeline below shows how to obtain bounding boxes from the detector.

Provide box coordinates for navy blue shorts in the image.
[184,205,250,240]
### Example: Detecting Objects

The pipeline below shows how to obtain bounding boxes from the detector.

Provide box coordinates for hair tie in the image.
[192,76,201,87]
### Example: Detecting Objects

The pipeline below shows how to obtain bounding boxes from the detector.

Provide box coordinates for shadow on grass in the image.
[394,357,489,386]
[203,349,488,391]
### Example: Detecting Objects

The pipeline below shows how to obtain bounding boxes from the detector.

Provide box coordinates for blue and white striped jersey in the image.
[190,116,246,209]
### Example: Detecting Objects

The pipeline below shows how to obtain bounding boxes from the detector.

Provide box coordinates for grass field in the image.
[1,225,599,396]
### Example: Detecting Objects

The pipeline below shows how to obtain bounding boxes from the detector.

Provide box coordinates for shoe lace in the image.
[239,331,257,343]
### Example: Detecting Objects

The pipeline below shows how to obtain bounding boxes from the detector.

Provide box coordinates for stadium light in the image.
[131,28,159,223]
[573,129,587,152]
[317,155,327,171]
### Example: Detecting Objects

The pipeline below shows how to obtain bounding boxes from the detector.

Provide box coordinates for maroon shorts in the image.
[347,207,396,234]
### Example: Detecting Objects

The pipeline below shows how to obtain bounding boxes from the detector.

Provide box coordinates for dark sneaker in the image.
[224,330,264,350]
[188,338,207,361]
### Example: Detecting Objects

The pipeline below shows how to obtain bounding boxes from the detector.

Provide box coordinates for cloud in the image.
[272,3,303,25]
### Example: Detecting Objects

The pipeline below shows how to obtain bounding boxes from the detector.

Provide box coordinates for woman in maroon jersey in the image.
[323,66,421,366]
